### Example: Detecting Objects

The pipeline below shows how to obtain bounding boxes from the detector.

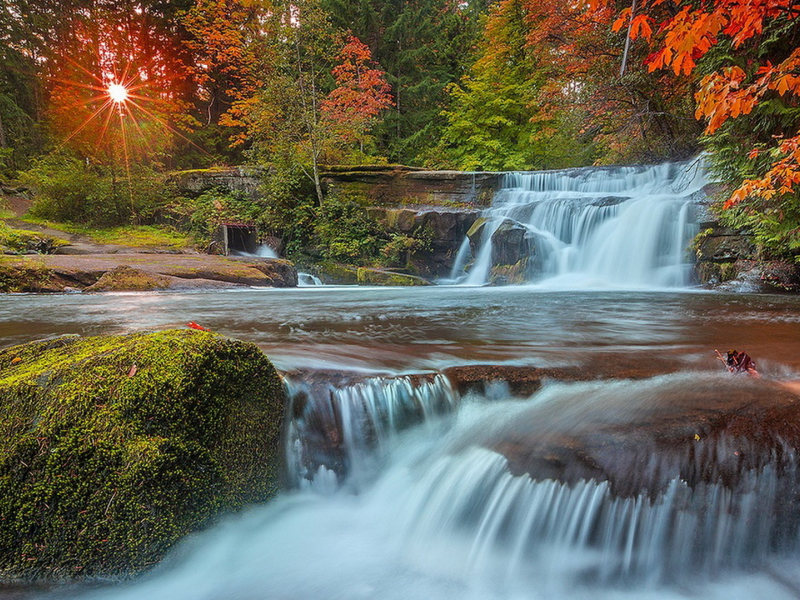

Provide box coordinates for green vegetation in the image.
[0,330,285,579]
[0,221,69,254]
[21,155,169,227]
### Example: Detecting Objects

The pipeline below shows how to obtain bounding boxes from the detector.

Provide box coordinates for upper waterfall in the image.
[452,160,707,288]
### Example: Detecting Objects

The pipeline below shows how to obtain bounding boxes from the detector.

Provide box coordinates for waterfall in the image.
[401,447,797,587]
[284,372,458,490]
[461,160,706,287]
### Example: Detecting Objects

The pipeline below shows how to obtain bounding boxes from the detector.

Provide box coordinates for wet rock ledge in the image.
[0,254,298,292]
[0,330,285,580]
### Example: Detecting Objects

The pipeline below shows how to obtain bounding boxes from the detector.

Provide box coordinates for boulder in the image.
[84,266,170,292]
[367,207,481,278]
[467,218,536,281]
[0,330,285,580]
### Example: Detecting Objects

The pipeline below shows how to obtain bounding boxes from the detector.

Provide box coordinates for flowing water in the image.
[4,161,800,600]
[4,286,800,600]
[457,161,705,287]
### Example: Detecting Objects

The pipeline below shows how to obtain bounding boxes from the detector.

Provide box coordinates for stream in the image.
[4,286,800,599]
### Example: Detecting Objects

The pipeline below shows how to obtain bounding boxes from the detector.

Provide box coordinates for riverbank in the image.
[0,253,298,292]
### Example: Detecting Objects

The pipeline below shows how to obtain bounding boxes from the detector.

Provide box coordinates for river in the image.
[4,286,800,600]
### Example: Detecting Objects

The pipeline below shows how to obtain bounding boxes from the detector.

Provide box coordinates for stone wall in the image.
[171,166,266,199]
[322,166,500,207]
[692,184,800,291]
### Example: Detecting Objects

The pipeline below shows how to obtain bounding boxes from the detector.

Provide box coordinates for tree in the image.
[434,0,598,171]
[227,1,394,204]
[517,0,700,164]
[321,0,490,164]
[596,0,800,255]
[321,36,394,158]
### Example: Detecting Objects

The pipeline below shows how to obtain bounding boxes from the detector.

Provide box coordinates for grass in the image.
[18,218,193,248]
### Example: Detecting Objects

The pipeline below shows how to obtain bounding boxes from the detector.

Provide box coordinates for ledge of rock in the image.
[0,254,298,292]
[0,330,285,580]
[472,375,800,499]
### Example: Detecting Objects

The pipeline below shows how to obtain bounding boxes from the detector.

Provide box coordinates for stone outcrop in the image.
[0,330,285,580]
[0,254,298,292]
[170,167,266,199]
[367,207,481,278]
[471,375,800,499]
[466,218,537,284]
[323,166,500,207]
[171,166,501,208]
[311,263,433,286]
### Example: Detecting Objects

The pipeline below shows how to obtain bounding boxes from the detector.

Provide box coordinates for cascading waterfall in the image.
[460,160,706,287]
[284,372,458,490]
[401,447,796,587]
[84,374,800,600]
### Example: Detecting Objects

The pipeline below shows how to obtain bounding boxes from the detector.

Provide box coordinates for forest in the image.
[1,0,799,264]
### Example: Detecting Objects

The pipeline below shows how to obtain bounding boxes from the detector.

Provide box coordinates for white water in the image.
[74,374,800,600]
[297,272,323,286]
[462,161,705,287]
[285,373,457,489]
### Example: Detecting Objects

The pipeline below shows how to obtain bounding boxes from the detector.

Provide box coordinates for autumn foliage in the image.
[321,36,394,149]
[599,0,800,208]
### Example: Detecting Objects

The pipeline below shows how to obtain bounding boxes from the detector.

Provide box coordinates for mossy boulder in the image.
[84,265,170,292]
[0,330,285,581]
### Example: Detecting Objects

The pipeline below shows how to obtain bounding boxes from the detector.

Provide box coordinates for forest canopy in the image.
[0,0,798,257]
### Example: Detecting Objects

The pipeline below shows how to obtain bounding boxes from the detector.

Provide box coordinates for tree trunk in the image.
[0,110,7,148]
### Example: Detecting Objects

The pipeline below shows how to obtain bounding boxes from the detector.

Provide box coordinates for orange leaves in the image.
[725,133,800,208]
[613,10,655,40]
[321,36,393,144]
[646,7,726,75]
[694,66,762,132]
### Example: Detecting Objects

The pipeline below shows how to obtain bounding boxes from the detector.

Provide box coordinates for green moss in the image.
[355,267,432,286]
[0,330,285,580]
[0,222,69,255]
[84,266,170,292]
[0,260,55,292]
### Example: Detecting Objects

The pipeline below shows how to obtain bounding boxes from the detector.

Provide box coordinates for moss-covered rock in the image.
[84,265,170,292]
[0,330,285,581]
[356,267,432,286]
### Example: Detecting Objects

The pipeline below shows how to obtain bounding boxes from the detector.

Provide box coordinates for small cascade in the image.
[400,446,799,587]
[297,272,323,286]
[284,372,458,489]
[461,160,706,287]
[255,244,278,258]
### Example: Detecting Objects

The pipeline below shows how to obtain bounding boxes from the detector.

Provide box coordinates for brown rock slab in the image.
[474,375,800,499]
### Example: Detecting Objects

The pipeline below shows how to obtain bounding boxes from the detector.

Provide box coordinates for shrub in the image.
[21,154,170,227]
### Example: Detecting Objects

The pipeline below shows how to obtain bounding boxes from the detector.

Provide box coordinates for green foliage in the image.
[21,154,171,227]
[314,197,383,262]
[430,1,597,171]
[177,188,262,247]
[0,330,284,579]
[322,0,490,164]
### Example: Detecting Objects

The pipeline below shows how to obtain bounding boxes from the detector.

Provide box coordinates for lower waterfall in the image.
[80,372,800,600]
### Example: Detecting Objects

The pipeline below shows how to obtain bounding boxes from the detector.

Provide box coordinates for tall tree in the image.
[434,0,598,170]
[321,0,490,164]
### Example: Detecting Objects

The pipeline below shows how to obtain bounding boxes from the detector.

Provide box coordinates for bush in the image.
[21,154,170,227]
[172,188,263,247]
[314,198,383,263]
